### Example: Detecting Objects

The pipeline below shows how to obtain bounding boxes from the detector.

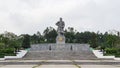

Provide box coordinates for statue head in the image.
[60,17,62,21]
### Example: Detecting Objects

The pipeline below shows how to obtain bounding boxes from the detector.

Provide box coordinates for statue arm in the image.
[63,22,65,27]
[56,22,59,26]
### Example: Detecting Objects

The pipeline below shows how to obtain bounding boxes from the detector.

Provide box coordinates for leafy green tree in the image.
[43,27,57,43]
[89,32,98,48]
[74,31,95,43]
[65,27,76,43]
[106,35,118,48]
[9,40,21,53]
[22,34,30,49]
[31,34,39,44]
[0,43,5,49]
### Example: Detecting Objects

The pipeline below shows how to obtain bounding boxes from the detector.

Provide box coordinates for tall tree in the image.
[43,27,57,43]
[22,34,30,49]
[65,27,76,43]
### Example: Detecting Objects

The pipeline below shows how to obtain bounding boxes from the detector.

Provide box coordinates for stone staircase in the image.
[23,44,97,60]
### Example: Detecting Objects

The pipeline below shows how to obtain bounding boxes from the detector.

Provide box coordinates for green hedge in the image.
[104,48,120,57]
[0,53,4,58]
[115,48,120,57]
[4,48,14,54]
[0,48,15,57]
[105,48,117,55]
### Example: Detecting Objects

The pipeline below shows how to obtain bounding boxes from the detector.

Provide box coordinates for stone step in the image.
[23,44,97,60]
[23,51,96,60]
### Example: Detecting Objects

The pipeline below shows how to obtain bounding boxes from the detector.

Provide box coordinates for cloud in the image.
[0,0,120,35]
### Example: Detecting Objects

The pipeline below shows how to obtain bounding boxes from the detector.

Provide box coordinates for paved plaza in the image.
[0,60,120,68]
[0,64,120,68]
[0,65,120,68]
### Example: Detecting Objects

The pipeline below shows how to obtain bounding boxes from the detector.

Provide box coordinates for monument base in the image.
[24,44,97,60]
[56,35,65,44]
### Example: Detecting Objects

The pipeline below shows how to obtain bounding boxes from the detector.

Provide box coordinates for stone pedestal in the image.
[56,35,65,44]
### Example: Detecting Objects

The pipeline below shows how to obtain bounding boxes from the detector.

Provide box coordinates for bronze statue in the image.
[56,18,65,44]
[56,18,65,35]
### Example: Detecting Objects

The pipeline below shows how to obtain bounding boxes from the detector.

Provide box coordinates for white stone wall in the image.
[30,44,91,52]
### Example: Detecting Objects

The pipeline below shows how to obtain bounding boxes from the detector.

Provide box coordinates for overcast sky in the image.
[0,0,120,35]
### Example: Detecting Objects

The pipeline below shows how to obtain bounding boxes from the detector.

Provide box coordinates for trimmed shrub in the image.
[0,53,4,58]
[0,48,15,57]
[4,48,14,54]
[115,48,120,57]
[104,47,120,57]
[105,48,117,55]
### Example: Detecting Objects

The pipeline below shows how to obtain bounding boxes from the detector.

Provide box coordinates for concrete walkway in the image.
[0,60,120,68]
[0,65,120,68]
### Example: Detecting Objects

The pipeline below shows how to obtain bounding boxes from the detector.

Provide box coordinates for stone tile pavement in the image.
[80,65,120,68]
[0,65,35,68]
[0,60,120,68]
[0,65,120,68]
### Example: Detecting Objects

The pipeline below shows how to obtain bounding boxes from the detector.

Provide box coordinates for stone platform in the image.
[23,44,97,60]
